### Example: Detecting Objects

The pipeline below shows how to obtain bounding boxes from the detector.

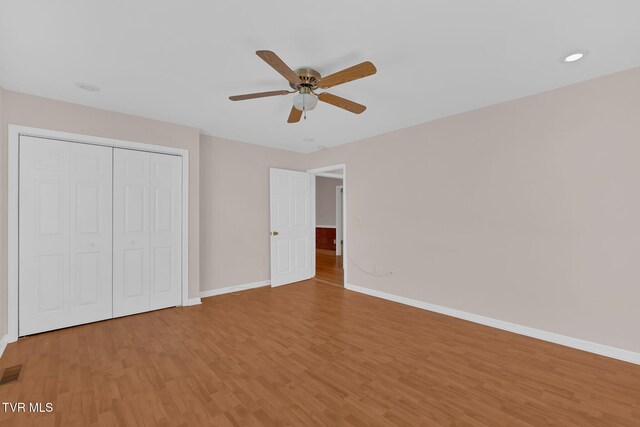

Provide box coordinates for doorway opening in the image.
[309,165,346,287]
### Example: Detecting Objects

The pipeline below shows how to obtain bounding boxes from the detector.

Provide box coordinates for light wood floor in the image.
[2,270,640,425]
[315,248,343,287]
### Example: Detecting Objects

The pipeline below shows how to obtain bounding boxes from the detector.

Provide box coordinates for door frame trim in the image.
[7,125,190,342]
[336,185,344,256]
[307,163,347,285]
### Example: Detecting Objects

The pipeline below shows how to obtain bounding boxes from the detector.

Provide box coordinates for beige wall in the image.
[316,176,342,226]
[0,90,202,309]
[307,67,640,353]
[199,134,304,291]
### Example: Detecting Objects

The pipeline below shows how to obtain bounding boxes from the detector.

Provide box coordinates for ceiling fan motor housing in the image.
[290,68,321,91]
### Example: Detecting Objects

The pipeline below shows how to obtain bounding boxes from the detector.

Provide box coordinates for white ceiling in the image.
[1,1,639,153]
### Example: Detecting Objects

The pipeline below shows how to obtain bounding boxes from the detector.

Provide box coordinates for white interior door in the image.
[19,137,71,335]
[113,149,151,317]
[270,168,313,286]
[113,149,182,317]
[149,153,182,310]
[19,136,113,335]
[69,142,113,325]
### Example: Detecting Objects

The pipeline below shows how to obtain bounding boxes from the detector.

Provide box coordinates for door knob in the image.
[271,231,279,236]
[130,240,135,245]
[89,242,95,247]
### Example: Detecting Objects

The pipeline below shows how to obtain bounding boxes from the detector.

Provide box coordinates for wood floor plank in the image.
[1,255,640,425]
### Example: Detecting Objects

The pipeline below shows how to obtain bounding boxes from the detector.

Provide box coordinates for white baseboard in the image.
[185,298,202,306]
[200,280,269,299]
[345,283,640,365]
[0,335,9,359]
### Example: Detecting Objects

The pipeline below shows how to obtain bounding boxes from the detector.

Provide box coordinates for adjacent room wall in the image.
[1,90,202,302]
[316,176,342,226]
[306,67,640,353]
[199,134,304,292]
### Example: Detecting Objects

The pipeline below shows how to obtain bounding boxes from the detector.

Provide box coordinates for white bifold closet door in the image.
[113,149,182,317]
[19,136,113,335]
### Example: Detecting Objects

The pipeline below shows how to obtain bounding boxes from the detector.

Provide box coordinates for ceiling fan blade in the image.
[319,61,377,89]
[256,50,302,85]
[287,106,302,123]
[318,93,366,114]
[229,90,290,101]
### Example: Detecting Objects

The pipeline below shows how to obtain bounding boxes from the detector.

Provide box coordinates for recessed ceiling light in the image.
[317,145,328,151]
[75,82,100,92]
[563,52,585,63]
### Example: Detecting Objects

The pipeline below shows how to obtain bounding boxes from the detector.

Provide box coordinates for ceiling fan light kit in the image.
[293,90,318,112]
[229,50,376,123]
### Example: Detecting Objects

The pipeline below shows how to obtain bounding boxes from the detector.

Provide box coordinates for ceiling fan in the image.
[229,50,377,123]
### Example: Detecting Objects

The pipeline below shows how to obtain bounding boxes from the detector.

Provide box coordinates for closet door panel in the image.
[113,149,151,317]
[19,137,71,335]
[69,143,113,324]
[149,153,182,310]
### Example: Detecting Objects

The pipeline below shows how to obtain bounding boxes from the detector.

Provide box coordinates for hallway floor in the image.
[315,248,343,287]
